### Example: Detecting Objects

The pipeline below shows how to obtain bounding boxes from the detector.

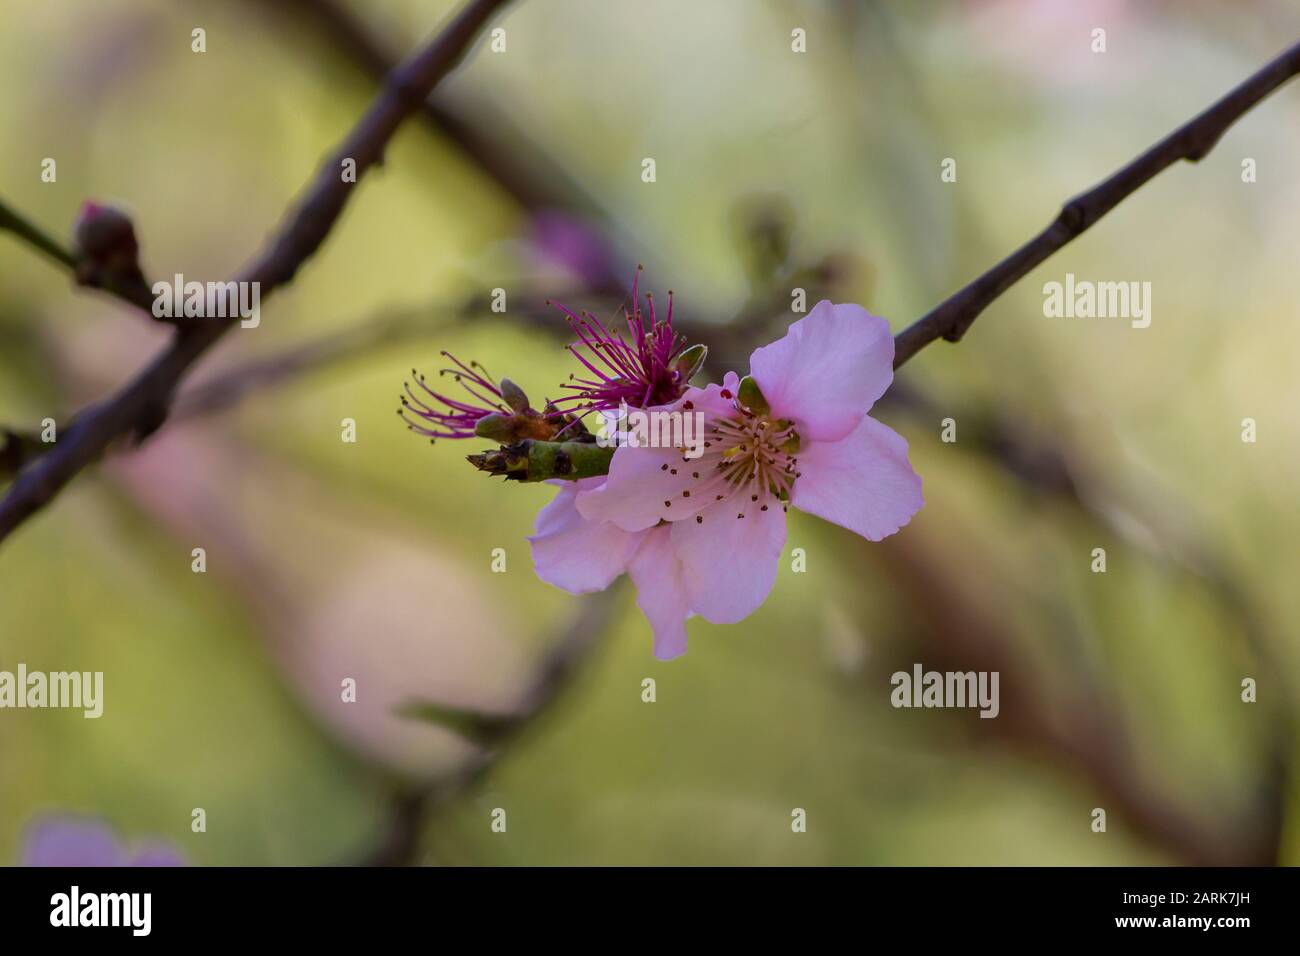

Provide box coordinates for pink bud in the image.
[72,201,138,262]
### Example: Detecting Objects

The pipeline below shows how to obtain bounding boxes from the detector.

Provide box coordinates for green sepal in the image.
[737,374,770,417]
[675,344,708,383]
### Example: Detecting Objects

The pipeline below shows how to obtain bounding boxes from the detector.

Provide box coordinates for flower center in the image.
[712,414,799,495]
[669,401,801,522]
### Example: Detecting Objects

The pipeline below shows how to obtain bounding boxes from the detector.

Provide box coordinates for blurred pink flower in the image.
[21,816,184,867]
[530,301,923,659]
[528,209,615,288]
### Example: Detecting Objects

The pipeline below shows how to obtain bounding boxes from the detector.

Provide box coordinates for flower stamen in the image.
[548,268,695,414]
[397,351,509,440]
[667,398,801,522]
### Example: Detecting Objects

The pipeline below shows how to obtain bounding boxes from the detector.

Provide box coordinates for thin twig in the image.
[170,291,567,422]
[271,0,614,226]
[893,38,1300,368]
[0,0,514,544]
[0,199,77,270]
[173,305,461,421]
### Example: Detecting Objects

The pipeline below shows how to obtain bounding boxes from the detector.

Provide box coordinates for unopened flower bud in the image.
[70,201,149,302]
[474,412,519,443]
[73,202,138,264]
[499,378,531,414]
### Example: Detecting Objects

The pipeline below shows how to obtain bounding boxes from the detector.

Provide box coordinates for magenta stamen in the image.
[397,353,508,440]
[549,271,693,413]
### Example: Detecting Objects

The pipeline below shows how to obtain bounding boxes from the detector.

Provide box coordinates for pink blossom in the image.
[527,209,615,289]
[399,273,699,444]
[529,301,923,659]
[530,478,693,659]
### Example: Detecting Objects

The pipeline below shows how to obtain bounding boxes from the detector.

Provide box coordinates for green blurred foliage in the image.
[1,0,1297,865]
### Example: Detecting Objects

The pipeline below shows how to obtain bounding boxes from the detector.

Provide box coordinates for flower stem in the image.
[467,439,614,482]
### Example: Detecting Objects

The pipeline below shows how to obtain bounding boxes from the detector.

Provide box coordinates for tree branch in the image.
[271,0,611,224]
[0,0,514,545]
[893,38,1300,368]
[232,9,1300,376]
[0,429,52,481]
[0,199,77,270]
[172,304,463,421]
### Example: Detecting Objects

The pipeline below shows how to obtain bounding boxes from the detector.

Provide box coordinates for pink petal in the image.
[529,478,642,593]
[574,446,708,531]
[627,526,694,660]
[748,301,894,442]
[669,498,787,624]
[790,415,923,541]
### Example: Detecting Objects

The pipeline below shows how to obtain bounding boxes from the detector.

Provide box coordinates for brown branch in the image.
[266,4,1300,380]
[0,0,514,545]
[893,38,1300,368]
[234,2,510,302]
[271,0,609,224]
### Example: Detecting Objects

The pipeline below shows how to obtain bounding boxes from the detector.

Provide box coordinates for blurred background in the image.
[2,0,1298,866]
